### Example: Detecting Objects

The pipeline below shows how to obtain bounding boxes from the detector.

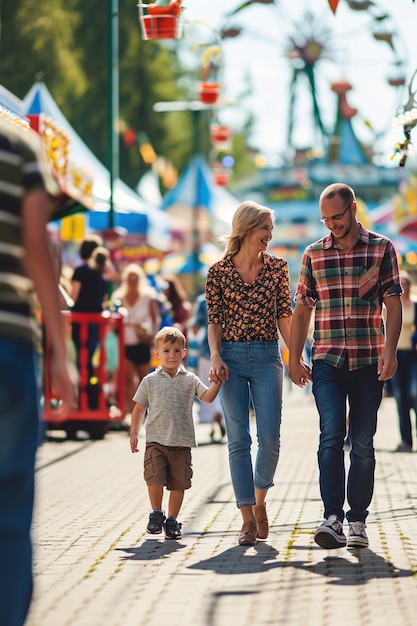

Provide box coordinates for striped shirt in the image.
[295,225,402,370]
[206,252,292,342]
[0,118,58,344]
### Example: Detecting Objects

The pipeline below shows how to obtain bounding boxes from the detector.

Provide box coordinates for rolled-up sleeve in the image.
[294,250,317,308]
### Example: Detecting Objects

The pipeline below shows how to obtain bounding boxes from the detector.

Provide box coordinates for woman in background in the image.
[391,271,417,452]
[113,264,160,414]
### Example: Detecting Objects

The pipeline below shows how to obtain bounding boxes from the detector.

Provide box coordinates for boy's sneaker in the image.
[314,515,347,549]
[147,510,166,534]
[164,517,182,540]
[347,521,369,548]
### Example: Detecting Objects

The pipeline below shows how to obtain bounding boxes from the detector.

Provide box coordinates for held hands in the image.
[288,360,312,388]
[209,355,229,384]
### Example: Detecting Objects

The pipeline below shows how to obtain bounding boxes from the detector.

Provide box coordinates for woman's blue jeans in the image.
[0,338,40,626]
[312,360,383,523]
[219,341,284,508]
[390,350,417,447]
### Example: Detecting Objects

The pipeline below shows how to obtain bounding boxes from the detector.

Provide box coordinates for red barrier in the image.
[43,311,125,439]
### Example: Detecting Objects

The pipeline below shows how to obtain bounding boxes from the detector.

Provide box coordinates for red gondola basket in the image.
[212,163,231,187]
[138,2,182,41]
[198,82,221,105]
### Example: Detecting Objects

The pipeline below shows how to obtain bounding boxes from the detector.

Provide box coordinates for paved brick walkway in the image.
[27,386,417,626]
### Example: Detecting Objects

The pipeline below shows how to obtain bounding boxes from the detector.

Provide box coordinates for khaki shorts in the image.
[144,442,193,491]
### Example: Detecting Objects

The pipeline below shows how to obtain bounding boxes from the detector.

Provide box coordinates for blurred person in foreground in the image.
[0,118,76,626]
[289,183,402,550]
[206,201,292,546]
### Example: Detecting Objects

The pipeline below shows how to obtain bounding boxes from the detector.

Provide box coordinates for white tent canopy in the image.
[21,82,171,248]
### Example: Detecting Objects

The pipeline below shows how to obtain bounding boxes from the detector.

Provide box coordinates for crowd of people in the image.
[1,120,416,626]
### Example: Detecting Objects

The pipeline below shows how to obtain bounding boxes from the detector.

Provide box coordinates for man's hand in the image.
[288,360,312,388]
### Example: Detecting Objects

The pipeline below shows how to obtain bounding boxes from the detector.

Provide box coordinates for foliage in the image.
[0,0,255,189]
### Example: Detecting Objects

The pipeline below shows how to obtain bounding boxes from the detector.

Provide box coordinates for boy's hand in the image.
[130,434,139,453]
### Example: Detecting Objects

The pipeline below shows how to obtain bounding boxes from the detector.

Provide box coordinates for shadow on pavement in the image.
[289,548,416,585]
[117,538,186,561]
[188,541,282,575]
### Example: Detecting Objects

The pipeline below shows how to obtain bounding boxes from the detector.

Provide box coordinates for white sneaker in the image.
[347,521,368,548]
[314,515,347,549]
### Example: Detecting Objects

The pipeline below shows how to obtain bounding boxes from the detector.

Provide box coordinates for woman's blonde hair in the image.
[223,200,274,257]
[112,263,152,300]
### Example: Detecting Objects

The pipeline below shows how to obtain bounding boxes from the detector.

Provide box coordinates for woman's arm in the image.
[277,315,292,349]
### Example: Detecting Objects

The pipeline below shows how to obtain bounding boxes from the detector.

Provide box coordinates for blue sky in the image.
[181,0,417,167]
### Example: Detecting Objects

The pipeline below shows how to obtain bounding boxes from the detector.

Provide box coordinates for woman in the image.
[113,264,160,414]
[390,271,417,452]
[206,201,292,546]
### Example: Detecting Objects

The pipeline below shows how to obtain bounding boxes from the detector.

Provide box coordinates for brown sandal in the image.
[238,521,257,546]
[253,504,269,539]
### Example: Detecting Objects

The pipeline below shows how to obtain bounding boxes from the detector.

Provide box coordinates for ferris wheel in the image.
[214,0,409,164]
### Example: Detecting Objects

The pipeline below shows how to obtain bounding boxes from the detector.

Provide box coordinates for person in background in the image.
[191,293,226,442]
[164,274,192,337]
[130,326,222,540]
[206,201,292,546]
[71,245,110,403]
[390,271,417,452]
[112,263,160,414]
[0,118,76,626]
[289,183,402,551]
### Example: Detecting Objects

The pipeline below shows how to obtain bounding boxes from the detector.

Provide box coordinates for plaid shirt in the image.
[295,225,402,370]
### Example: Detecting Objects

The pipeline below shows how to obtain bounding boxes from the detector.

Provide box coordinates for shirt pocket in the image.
[358,266,380,302]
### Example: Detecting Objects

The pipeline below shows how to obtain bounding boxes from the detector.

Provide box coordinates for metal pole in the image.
[108,0,119,228]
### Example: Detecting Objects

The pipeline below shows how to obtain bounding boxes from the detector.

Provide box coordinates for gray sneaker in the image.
[314,515,347,549]
[347,521,368,548]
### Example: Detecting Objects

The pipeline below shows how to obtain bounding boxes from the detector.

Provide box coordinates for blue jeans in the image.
[390,350,417,447]
[0,338,40,626]
[312,360,383,523]
[219,341,284,507]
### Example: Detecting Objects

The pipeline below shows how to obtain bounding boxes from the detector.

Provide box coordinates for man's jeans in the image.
[0,338,40,626]
[219,341,284,507]
[312,360,384,523]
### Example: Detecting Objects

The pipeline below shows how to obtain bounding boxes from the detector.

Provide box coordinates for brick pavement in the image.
[26,386,417,626]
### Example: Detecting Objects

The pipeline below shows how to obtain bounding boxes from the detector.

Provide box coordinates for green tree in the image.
[0,0,85,107]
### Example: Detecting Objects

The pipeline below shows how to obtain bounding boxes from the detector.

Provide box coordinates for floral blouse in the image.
[206,252,292,342]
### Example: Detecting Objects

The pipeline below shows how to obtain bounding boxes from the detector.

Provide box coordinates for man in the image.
[0,117,76,626]
[289,183,402,550]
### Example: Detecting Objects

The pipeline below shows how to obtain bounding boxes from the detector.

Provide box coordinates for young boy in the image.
[130,326,222,539]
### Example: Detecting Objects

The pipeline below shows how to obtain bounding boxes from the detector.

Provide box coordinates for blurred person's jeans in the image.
[390,350,417,446]
[0,338,40,626]
[219,341,284,507]
[312,360,383,523]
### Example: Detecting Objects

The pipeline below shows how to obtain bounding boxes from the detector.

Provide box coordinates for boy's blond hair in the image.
[155,326,186,349]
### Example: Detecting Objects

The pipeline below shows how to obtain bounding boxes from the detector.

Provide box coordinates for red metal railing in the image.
[43,311,125,423]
